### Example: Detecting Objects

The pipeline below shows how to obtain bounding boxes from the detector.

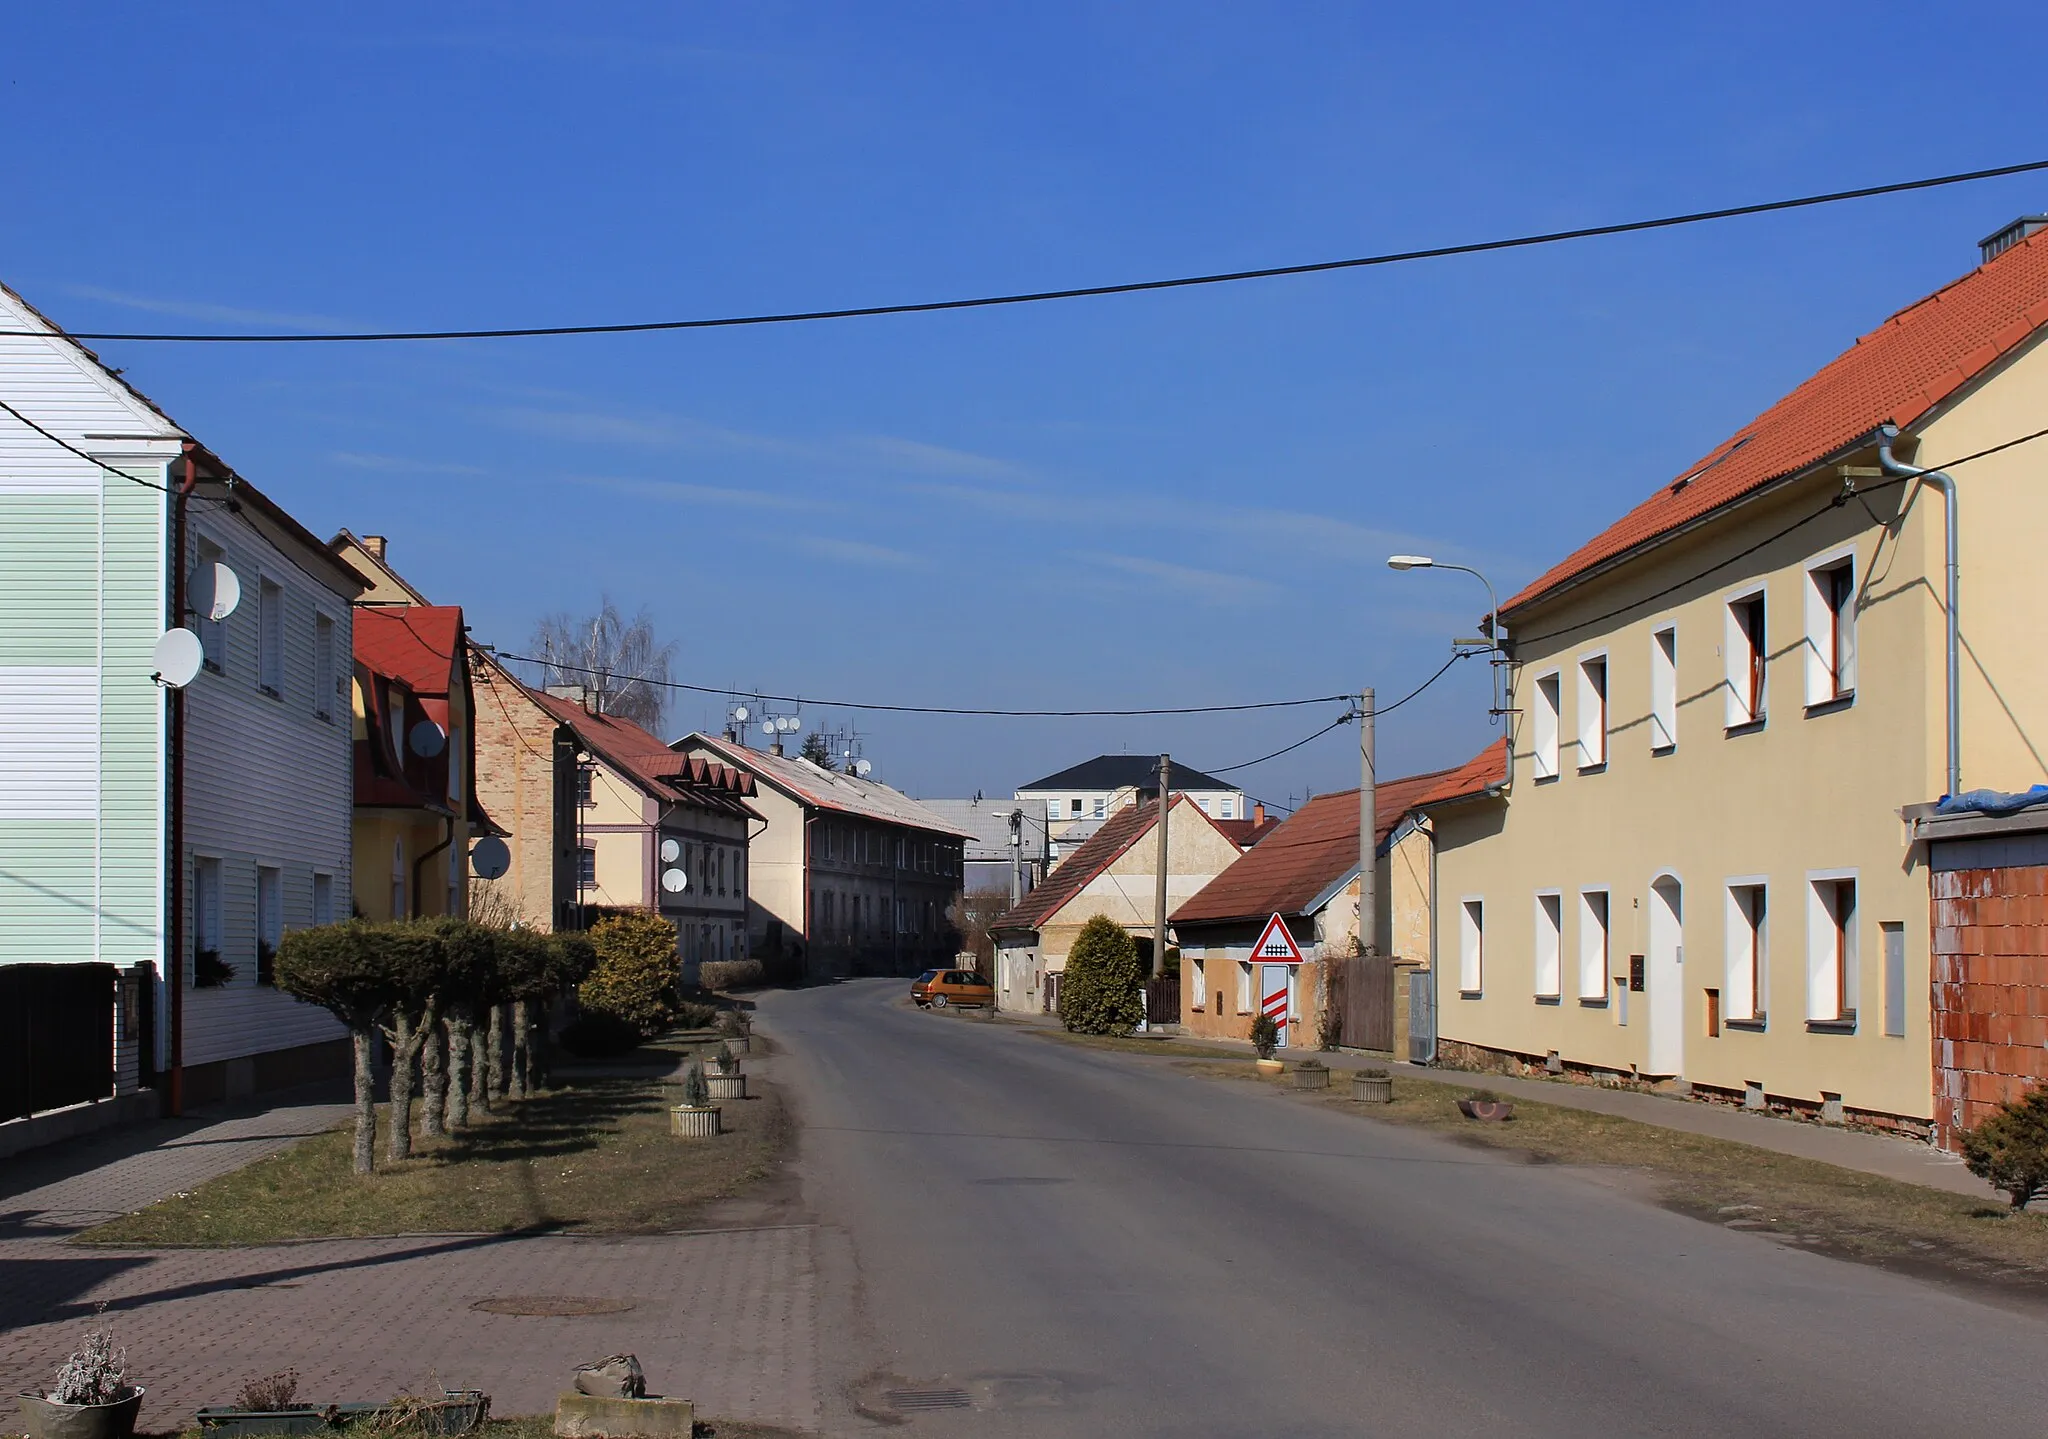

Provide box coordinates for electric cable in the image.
[1205,713,1353,775]
[0,396,172,492]
[59,158,2048,343]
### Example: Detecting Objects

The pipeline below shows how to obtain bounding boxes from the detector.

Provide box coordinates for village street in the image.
[777,979,2048,1437]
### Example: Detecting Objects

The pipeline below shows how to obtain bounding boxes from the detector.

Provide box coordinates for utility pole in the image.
[1009,808,1024,908]
[1152,754,1172,980]
[1358,690,1376,957]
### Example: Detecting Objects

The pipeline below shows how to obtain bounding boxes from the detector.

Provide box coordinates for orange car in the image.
[912,968,995,1009]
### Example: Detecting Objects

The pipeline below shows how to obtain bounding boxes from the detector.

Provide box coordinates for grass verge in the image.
[80,1057,792,1246]
[1185,1060,2048,1300]
[115,1416,809,1439]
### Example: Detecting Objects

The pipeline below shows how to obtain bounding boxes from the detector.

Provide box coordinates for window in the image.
[896,898,907,933]
[1807,876,1857,1025]
[1189,955,1207,1010]
[1220,798,1235,819]
[1578,890,1609,1001]
[576,767,594,807]
[1459,899,1485,994]
[195,538,226,673]
[193,857,223,981]
[1650,626,1677,752]
[1804,553,1857,706]
[390,839,406,920]
[1070,798,1083,816]
[1726,590,1767,727]
[1532,672,1561,779]
[312,872,334,927]
[1534,892,1563,998]
[257,576,284,698]
[1236,960,1253,1013]
[1882,922,1906,1037]
[314,614,335,722]
[736,850,745,898]
[1093,797,1106,818]
[717,848,727,896]
[1726,883,1767,1022]
[256,866,282,984]
[1577,655,1608,769]
[577,846,597,890]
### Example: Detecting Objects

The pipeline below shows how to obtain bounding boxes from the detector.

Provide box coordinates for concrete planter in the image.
[705,1072,746,1101]
[669,1104,722,1138]
[17,1389,144,1439]
[554,1393,695,1439]
[1352,1074,1393,1104]
[1291,1065,1331,1091]
[1254,1059,1284,1076]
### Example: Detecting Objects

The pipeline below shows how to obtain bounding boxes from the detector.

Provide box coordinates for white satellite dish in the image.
[660,837,681,863]
[761,720,777,736]
[732,705,750,722]
[781,716,801,733]
[409,719,447,758]
[469,835,511,880]
[192,561,241,622]
[661,867,689,894]
[151,628,204,688]
[854,759,873,777]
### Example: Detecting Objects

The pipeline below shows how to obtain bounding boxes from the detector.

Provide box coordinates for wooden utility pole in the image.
[1152,754,1172,978]
[1358,691,1376,956]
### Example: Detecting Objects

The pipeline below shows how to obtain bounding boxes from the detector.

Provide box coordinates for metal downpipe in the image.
[1876,424,1961,797]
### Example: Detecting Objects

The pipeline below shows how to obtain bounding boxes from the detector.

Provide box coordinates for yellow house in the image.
[1430,218,2048,1134]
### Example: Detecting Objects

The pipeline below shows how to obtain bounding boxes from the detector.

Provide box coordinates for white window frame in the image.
[314,612,336,723]
[1220,798,1235,819]
[312,871,335,927]
[1802,545,1858,708]
[257,573,285,699]
[1531,670,1562,780]
[1724,878,1768,1022]
[1458,899,1485,995]
[1534,890,1563,998]
[1576,651,1609,770]
[1578,888,1610,1001]
[1805,870,1859,1024]
[1725,586,1767,728]
[1189,955,1207,1010]
[193,856,223,979]
[1649,623,1677,753]
[1236,959,1254,1013]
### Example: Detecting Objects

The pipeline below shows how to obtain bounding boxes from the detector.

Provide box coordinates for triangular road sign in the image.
[1252,912,1303,963]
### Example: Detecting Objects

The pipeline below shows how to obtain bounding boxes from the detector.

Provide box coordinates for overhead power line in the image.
[61,158,2048,344]
[0,397,172,492]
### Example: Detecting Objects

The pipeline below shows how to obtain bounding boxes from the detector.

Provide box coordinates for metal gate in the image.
[1325,953,1394,1053]
[1408,967,1437,1063]
[0,963,117,1122]
[1145,973,1181,1027]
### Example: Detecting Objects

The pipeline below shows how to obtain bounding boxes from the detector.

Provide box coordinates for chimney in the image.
[770,736,784,757]
[1980,215,2048,264]
[1254,802,1265,825]
[362,534,388,560]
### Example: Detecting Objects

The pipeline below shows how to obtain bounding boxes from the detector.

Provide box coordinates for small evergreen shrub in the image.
[1058,915,1145,1036]
[555,1011,643,1058]
[579,910,682,1035]
[1249,1013,1280,1060]
[713,1042,739,1075]
[1362,1067,1390,1079]
[1961,1084,2048,1210]
[674,1000,721,1030]
[680,1060,712,1108]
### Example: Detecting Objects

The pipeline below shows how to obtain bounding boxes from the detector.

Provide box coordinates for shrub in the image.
[680,1059,712,1108]
[675,1000,720,1030]
[713,1042,739,1075]
[1362,1067,1390,1080]
[579,910,682,1035]
[555,1011,644,1058]
[1961,1084,2048,1210]
[699,958,765,993]
[1294,1056,1326,1071]
[718,1008,752,1037]
[238,1371,300,1411]
[1249,1013,1280,1059]
[49,1317,129,1406]
[1057,916,1145,1036]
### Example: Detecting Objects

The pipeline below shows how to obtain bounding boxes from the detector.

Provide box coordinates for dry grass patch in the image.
[1184,1060,2048,1299]
[118,1414,809,1439]
[1032,1028,1250,1061]
[79,1069,792,1247]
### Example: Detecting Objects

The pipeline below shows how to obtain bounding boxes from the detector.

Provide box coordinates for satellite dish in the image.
[409,719,447,758]
[732,705,749,722]
[151,628,204,688]
[781,716,801,732]
[192,561,241,622]
[855,759,873,777]
[469,835,511,880]
[661,867,689,894]
[660,838,681,863]
[761,720,777,736]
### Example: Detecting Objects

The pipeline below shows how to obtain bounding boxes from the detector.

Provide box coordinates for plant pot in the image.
[17,1389,145,1439]
[670,1103,722,1138]
[1291,1066,1330,1090]
[196,1390,487,1437]
[1254,1058,1284,1076]
[1352,1075,1393,1104]
[705,1072,746,1101]
[1457,1098,1514,1121]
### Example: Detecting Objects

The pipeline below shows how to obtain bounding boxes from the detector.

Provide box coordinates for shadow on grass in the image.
[416,1080,666,1169]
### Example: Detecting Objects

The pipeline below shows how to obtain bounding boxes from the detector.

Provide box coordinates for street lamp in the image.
[1385,555,1501,652]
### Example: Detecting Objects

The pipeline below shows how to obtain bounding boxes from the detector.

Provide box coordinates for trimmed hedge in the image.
[698,958,765,993]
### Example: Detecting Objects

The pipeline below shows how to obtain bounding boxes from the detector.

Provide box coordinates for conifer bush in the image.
[579,910,682,1035]
[1058,915,1145,1036]
[1961,1084,2048,1210]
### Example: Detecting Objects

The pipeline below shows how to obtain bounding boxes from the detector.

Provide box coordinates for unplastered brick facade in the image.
[1930,860,2048,1151]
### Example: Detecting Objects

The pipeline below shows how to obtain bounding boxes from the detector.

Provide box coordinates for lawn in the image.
[1187,1059,2048,1299]
[80,1051,791,1246]
[114,1414,811,1439]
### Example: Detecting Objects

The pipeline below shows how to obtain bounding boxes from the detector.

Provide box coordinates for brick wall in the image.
[471,663,563,931]
[1930,862,2048,1150]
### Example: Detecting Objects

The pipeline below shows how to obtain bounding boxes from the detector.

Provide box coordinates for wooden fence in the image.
[1323,952,1395,1053]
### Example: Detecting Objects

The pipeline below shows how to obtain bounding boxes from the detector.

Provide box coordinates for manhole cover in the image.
[470,1295,637,1317]
[884,1388,972,1412]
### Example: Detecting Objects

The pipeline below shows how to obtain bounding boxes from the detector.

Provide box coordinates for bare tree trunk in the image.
[420,1020,447,1138]
[382,1012,417,1162]
[485,1003,505,1100]
[509,1000,531,1101]
[469,1023,493,1114]
[351,1027,377,1175]
[445,1015,471,1129]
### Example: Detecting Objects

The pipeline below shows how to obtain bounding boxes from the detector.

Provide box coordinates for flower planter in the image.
[1351,1075,1393,1104]
[1254,1059,1284,1076]
[17,1389,145,1439]
[1290,1066,1330,1091]
[1457,1097,1515,1122]
[195,1391,487,1437]
[669,1104,722,1138]
[704,1072,746,1101]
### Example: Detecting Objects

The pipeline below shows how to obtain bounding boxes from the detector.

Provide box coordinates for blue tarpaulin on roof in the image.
[1936,785,2048,816]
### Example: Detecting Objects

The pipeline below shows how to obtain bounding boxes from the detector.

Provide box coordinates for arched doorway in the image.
[1646,874,1684,1077]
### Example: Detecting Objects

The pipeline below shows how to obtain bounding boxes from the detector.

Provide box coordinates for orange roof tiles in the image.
[1503,229,2048,617]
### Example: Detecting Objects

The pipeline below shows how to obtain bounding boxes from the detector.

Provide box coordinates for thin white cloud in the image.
[851,435,1034,484]
[792,535,926,569]
[331,451,486,476]
[1068,550,1277,604]
[573,474,818,512]
[60,284,353,332]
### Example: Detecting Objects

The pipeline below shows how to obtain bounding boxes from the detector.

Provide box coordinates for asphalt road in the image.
[763,979,2048,1438]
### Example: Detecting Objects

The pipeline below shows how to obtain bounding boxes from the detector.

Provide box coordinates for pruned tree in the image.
[1058,915,1145,1036]
[534,931,599,1090]
[530,596,677,733]
[492,927,555,1100]
[374,921,449,1162]
[275,922,393,1174]
[431,918,501,1129]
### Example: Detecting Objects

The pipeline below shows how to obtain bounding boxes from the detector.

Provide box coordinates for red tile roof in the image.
[1412,738,1508,810]
[1171,764,1460,927]
[355,607,462,698]
[1213,815,1283,849]
[994,794,1227,933]
[528,693,758,817]
[1503,229,2048,617]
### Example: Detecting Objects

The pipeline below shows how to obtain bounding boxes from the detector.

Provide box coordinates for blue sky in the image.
[5,3,2044,806]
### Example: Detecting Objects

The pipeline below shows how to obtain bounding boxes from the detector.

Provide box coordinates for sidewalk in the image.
[1012,1012,1999,1202]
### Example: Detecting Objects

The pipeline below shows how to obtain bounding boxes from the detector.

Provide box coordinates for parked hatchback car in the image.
[913,968,995,1009]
